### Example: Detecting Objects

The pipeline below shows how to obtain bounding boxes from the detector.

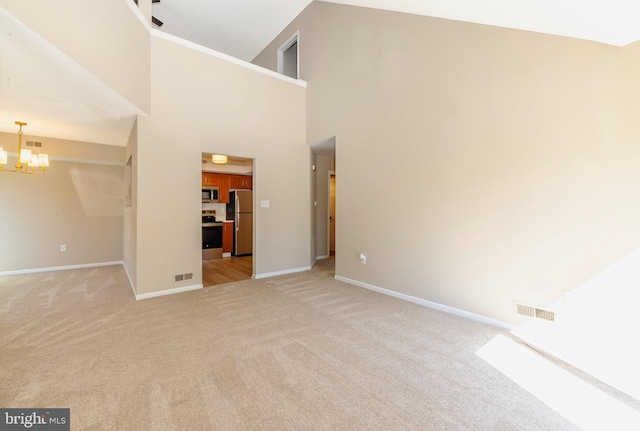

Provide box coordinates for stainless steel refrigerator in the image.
[232,190,253,256]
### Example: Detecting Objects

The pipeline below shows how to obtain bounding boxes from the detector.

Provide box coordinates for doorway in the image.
[329,172,336,256]
[201,153,254,287]
[278,32,299,79]
[310,137,336,261]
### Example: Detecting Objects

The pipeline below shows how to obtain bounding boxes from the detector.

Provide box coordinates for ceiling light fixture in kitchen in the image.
[0,121,49,174]
[212,154,228,164]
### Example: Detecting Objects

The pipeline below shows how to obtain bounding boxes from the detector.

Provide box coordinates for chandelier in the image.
[0,121,49,174]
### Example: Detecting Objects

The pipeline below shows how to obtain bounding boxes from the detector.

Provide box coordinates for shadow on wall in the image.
[68,165,124,217]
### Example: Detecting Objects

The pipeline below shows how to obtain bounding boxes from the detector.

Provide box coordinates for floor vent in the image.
[514,302,556,323]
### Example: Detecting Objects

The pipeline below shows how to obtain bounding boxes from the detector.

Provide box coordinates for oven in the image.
[202,211,223,259]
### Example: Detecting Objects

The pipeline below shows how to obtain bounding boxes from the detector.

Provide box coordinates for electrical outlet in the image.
[60,244,67,252]
[360,253,366,264]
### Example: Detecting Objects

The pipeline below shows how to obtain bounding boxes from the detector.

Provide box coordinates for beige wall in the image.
[0,3,309,296]
[254,2,640,324]
[131,35,308,295]
[0,0,150,113]
[0,132,125,272]
[122,120,138,291]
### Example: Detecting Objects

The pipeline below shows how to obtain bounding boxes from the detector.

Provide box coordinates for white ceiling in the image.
[154,0,640,61]
[1,0,639,148]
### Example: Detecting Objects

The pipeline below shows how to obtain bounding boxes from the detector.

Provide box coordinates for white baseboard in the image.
[334,275,513,330]
[254,265,312,279]
[311,255,331,268]
[122,262,136,297]
[0,261,124,276]
[135,283,203,300]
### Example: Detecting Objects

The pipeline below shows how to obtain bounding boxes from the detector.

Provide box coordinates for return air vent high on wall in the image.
[514,301,556,323]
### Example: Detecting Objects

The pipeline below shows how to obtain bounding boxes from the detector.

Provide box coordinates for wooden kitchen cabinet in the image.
[202,172,216,186]
[202,172,230,203]
[223,222,234,253]
[218,175,230,203]
[229,174,252,190]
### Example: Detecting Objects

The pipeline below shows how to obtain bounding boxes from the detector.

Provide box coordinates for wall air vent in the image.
[26,140,43,148]
[514,301,556,323]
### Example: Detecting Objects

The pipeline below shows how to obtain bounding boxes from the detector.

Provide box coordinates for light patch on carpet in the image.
[477,334,640,431]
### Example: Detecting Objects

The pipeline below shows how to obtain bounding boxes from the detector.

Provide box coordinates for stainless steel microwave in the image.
[202,187,219,203]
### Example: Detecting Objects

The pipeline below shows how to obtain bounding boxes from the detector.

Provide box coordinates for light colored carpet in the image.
[1,259,579,430]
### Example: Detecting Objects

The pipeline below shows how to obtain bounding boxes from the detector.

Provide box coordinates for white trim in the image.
[334,275,513,330]
[126,0,150,30]
[254,265,312,279]
[135,283,203,300]
[316,255,330,260]
[0,261,123,276]
[152,30,306,88]
[122,261,136,297]
[277,31,299,79]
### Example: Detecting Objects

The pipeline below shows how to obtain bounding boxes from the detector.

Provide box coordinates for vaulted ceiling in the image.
[153,0,640,62]
[0,1,638,147]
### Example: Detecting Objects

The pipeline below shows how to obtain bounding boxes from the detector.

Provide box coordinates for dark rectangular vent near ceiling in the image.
[26,141,43,148]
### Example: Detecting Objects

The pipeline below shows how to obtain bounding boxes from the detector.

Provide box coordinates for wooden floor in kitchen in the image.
[202,256,253,287]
